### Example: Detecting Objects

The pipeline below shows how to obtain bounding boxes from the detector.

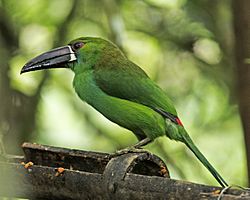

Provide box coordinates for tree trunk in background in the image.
[0,7,37,155]
[233,0,250,186]
[0,0,78,155]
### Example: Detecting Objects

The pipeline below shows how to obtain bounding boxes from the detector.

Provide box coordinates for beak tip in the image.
[20,65,28,74]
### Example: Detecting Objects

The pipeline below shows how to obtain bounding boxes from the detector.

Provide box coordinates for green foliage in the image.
[1,0,245,186]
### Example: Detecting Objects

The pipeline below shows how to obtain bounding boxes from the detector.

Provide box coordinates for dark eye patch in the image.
[72,42,84,51]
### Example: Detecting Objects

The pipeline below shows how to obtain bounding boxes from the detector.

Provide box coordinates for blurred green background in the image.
[0,0,247,187]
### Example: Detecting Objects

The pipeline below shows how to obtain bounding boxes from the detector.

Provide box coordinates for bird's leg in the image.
[132,138,152,149]
[110,138,152,157]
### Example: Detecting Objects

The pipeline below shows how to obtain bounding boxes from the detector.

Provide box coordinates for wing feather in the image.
[93,59,178,117]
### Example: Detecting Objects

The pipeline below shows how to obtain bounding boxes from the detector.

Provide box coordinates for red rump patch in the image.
[176,118,183,126]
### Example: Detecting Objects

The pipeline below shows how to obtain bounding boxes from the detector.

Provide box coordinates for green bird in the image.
[21,37,228,187]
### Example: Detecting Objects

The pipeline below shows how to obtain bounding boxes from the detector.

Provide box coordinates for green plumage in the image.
[73,71,166,140]
[22,36,228,187]
[69,37,227,187]
[68,37,229,187]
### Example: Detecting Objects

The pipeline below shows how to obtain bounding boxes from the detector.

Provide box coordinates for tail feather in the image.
[181,130,228,187]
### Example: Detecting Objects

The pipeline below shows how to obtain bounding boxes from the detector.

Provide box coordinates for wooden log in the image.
[0,143,249,200]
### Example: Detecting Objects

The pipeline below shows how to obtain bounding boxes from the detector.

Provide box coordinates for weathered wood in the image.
[0,143,249,200]
[22,142,111,174]
[21,142,169,177]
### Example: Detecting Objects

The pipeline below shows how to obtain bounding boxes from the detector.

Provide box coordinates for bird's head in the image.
[21,37,121,74]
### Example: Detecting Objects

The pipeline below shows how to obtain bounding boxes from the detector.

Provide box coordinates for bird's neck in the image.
[73,70,113,112]
[72,71,140,131]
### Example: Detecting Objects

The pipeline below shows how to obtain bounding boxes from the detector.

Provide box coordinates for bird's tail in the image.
[180,128,228,187]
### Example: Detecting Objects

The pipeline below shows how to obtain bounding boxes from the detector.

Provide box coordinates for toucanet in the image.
[21,37,228,187]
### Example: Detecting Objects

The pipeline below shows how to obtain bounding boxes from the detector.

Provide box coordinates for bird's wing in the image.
[93,60,178,118]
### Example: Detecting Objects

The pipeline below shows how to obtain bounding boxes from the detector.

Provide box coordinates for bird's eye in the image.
[72,42,84,51]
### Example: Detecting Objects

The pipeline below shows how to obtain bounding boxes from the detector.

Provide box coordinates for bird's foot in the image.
[107,138,152,159]
[108,147,149,158]
[116,147,149,155]
[217,185,250,200]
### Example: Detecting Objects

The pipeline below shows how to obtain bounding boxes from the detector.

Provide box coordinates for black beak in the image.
[21,45,77,74]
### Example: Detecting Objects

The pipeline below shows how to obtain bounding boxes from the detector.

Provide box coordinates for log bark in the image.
[0,143,249,200]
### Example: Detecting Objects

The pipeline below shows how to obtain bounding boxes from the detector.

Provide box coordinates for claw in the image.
[217,185,250,200]
[107,138,152,159]
[109,147,149,158]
